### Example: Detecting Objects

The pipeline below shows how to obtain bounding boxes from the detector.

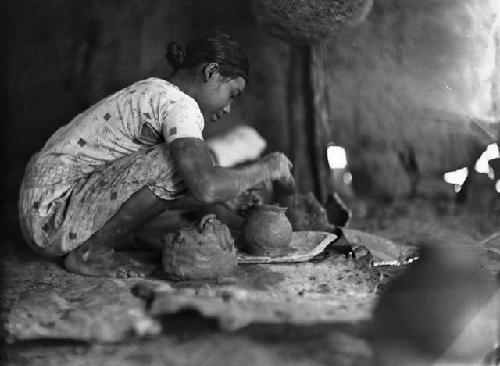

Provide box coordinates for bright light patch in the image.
[327,145,348,169]
[443,167,469,186]
[488,170,495,180]
[475,143,499,174]
[496,180,500,193]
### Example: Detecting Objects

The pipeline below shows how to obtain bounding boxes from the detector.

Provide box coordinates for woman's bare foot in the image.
[64,242,155,278]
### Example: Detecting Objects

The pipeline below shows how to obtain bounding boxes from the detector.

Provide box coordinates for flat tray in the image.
[237,231,338,264]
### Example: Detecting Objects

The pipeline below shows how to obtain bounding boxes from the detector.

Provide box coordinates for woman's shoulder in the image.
[132,77,171,89]
[128,78,198,106]
[124,77,172,96]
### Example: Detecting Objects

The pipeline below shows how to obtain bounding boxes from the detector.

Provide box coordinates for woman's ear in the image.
[203,63,219,82]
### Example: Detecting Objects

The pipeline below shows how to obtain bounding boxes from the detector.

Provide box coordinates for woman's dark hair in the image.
[166,31,249,82]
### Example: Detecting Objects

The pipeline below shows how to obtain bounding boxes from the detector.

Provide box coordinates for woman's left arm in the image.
[168,137,294,205]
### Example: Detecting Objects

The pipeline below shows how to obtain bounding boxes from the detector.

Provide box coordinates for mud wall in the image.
[325,0,500,198]
[1,0,290,200]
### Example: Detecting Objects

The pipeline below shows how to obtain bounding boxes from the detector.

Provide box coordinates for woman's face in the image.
[196,66,246,122]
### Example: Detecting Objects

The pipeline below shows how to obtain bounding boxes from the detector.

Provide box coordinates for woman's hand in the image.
[222,188,264,216]
[261,152,295,193]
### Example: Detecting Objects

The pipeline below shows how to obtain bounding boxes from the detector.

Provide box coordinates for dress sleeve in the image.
[161,96,205,144]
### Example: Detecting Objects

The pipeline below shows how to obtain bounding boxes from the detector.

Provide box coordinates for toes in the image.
[65,248,155,279]
[125,269,140,278]
[116,265,151,279]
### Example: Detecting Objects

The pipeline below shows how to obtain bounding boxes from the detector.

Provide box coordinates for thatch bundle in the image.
[254,0,374,42]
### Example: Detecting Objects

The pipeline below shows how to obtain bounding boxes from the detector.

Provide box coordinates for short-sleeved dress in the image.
[18,78,205,256]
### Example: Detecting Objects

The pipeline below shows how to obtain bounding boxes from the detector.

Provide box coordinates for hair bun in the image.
[166,41,187,69]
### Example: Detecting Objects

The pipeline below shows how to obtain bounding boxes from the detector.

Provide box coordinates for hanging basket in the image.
[254,0,374,43]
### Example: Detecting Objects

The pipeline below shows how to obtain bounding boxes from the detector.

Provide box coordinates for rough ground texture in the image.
[1,197,499,365]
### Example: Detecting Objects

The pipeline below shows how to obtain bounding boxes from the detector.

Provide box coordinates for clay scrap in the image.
[342,229,416,266]
[162,214,237,281]
[282,192,337,232]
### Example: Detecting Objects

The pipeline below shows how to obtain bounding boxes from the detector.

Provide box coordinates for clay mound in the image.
[283,192,336,232]
[162,214,237,280]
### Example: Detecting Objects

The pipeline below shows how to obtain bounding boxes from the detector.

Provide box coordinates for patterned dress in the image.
[18,78,205,256]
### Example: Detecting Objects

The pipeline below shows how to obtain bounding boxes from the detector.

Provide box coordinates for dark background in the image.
[2,0,499,205]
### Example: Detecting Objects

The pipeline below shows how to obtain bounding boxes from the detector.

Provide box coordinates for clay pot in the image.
[162,214,237,280]
[240,204,293,257]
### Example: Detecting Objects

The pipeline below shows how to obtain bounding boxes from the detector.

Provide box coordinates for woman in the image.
[18,32,295,278]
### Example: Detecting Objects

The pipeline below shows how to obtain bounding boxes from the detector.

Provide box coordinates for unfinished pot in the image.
[162,214,237,280]
[240,204,293,257]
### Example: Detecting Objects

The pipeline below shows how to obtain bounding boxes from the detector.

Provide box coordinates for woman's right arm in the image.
[168,137,294,204]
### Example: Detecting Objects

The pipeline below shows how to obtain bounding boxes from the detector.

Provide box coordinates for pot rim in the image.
[253,203,288,213]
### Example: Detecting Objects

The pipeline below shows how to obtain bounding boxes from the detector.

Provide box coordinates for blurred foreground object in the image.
[371,242,499,365]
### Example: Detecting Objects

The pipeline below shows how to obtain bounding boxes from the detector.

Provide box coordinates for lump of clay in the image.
[282,192,336,232]
[240,204,293,257]
[162,214,237,280]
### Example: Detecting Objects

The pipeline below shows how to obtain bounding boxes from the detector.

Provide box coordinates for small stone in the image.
[317,283,330,293]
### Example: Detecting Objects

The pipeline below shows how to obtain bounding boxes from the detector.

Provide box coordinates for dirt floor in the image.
[1,196,499,366]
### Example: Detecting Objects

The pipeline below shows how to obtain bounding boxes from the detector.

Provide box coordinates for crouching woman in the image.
[18,32,294,278]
